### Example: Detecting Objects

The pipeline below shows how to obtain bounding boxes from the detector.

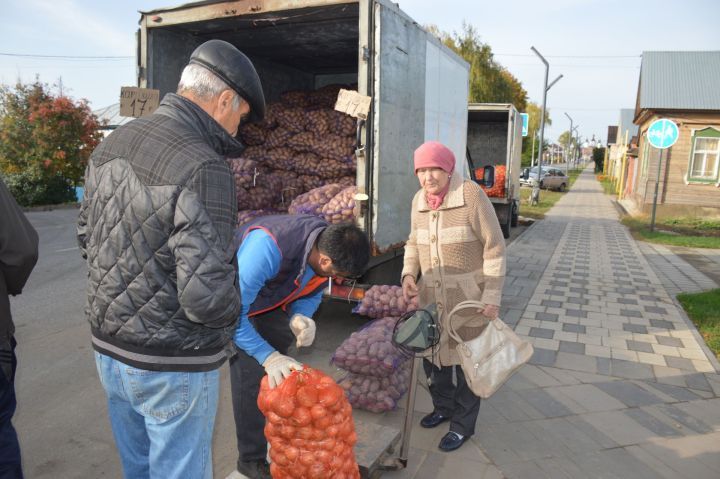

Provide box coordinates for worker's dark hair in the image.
[317,223,370,278]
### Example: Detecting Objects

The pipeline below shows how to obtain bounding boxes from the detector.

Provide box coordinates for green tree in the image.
[0,80,103,205]
[428,23,528,111]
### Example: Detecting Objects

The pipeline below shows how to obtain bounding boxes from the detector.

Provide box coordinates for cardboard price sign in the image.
[120,87,160,118]
[334,89,371,120]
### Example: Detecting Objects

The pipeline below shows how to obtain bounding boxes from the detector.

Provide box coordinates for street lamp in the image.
[564,112,573,175]
[531,46,562,201]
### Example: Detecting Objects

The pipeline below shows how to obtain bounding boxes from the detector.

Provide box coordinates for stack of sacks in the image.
[230,84,359,227]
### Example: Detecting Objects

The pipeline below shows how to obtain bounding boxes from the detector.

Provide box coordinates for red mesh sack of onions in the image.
[331,317,409,377]
[339,360,412,413]
[321,186,357,224]
[258,367,360,479]
[288,184,344,216]
[352,285,419,319]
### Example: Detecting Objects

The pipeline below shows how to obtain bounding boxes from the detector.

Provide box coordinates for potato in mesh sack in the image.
[352,285,419,319]
[299,174,325,192]
[339,360,412,413]
[238,122,267,146]
[272,170,305,207]
[288,183,344,216]
[334,176,356,188]
[312,134,356,159]
[264,147,295,170]
[321,186,357,224]
[305,110,356,137]
[266,127,295,149]
[227,158,265,190]
[237,208,284,227]
[276,106,309,133]
[308,84,349,108]
[279,89,312,108]
[285,131,317,153]
[331,317,409,378]
[237,185,278,211]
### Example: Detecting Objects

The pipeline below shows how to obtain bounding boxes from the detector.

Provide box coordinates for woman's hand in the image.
[479,304,499,320]
[402,275,419,302]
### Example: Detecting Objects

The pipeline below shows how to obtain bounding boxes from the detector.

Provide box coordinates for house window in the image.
[688,128,720,182]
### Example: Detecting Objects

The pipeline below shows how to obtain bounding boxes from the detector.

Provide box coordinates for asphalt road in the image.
[9,207,527,478]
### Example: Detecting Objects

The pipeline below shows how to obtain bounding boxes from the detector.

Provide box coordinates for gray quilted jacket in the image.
[77,93,242,372]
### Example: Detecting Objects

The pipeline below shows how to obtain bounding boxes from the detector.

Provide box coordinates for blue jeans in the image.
[0,337,23,479]
[94,352,219,479]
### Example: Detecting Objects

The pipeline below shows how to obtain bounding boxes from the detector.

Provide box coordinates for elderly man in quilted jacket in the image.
[77,40,265,479]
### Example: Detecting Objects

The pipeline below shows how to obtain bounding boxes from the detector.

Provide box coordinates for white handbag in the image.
[447,300,534,399]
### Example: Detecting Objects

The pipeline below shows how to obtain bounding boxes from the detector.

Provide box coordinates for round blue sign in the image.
[647,118,679,149]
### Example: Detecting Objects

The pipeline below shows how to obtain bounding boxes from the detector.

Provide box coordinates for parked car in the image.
[520,166,569,191]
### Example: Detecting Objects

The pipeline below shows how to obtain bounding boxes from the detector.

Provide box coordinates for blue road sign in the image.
[647,118,679,149]
[521,113,529,137]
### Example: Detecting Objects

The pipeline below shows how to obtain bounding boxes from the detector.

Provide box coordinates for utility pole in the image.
[531,46,562,201]
[564,112,573,175]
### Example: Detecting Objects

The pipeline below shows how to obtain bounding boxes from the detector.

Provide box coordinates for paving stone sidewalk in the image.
[639,242,719,296]
[376,168,720,479]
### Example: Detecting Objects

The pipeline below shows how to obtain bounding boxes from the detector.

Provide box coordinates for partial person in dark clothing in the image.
[227,216,370,479]
[78,39,265,479]
[0,177,39,479]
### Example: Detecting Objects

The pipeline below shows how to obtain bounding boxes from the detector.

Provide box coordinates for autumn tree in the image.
[0,80,103,205]
[428,23,528,111]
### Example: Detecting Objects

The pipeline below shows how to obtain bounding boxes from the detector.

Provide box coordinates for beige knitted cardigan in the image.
[401,174,506,366]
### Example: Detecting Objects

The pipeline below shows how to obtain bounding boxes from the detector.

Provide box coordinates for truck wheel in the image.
[510,203,519,227]
[559,183,566,192]
[501,215,511,239]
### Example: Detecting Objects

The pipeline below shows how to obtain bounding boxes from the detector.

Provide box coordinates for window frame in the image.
[687,127,720,184]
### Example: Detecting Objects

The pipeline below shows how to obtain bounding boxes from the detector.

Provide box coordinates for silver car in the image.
[520,167,569,191]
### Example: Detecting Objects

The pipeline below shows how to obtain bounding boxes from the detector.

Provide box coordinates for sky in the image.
[1,0,719,144]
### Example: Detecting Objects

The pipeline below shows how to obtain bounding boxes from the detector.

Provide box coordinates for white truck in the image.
[136,0,470,283]
[465,103,523,238]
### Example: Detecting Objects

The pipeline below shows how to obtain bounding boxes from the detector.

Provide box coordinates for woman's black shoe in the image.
[420,411,449,428]
[438,431,469,452]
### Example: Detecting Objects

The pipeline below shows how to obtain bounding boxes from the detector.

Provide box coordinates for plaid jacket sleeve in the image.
[169,161,240,328]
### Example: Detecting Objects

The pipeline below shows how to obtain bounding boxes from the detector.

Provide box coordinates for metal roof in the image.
[638,51,720,111]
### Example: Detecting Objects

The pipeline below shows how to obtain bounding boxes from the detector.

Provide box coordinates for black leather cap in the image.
[189,39,266,122]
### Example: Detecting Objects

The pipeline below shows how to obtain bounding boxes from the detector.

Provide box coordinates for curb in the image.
[22,203,80,213]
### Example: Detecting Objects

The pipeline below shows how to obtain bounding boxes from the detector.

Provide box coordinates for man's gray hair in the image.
[177,64,241,110]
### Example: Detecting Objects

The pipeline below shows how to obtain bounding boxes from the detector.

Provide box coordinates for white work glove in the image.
[262,352,303,389]
[289,314,316,348]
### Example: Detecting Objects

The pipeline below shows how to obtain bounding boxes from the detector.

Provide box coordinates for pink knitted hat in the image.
[413,141,455,174]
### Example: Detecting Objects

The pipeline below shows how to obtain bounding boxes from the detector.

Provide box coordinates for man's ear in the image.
[217,89,235,112]
[319,253,333,269]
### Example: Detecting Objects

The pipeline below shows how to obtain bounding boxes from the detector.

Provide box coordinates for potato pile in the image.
[231,84,359,228]
[352,285,420,318]
[258,367,360,479]
[288,184,345,216]
[339,361,412,413]
[322,186,357,224]
[332,316,411,413]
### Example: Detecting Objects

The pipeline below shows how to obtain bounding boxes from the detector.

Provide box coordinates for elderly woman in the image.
[401,141,506,452]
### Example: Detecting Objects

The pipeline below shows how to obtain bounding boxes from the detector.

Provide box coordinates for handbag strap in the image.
[446,300,503,345]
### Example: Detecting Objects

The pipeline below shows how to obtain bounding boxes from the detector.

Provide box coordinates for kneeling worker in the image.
[228,214,370,479]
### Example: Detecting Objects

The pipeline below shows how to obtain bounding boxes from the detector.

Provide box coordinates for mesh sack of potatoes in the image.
[279,89,312,108]
[308,84,346,108]
[352,285,419,319]
[272,170,305,207]
[238,146,269,163]
[299,174,325,192]
[339,359,412,413]
[276,107,309,133]
[265,127,295,149]
[333,176,356,188]
[227,158,266,190]
[260,103,285,130]
[288,183,344,216]
[289,154,353,180]
[311,134,355,159]
[238,123,267,146]
[321,186,358,224]
[264,147,295,170]
[305,110,356,138]
[237,208,284,227]
[285,131,317,154]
